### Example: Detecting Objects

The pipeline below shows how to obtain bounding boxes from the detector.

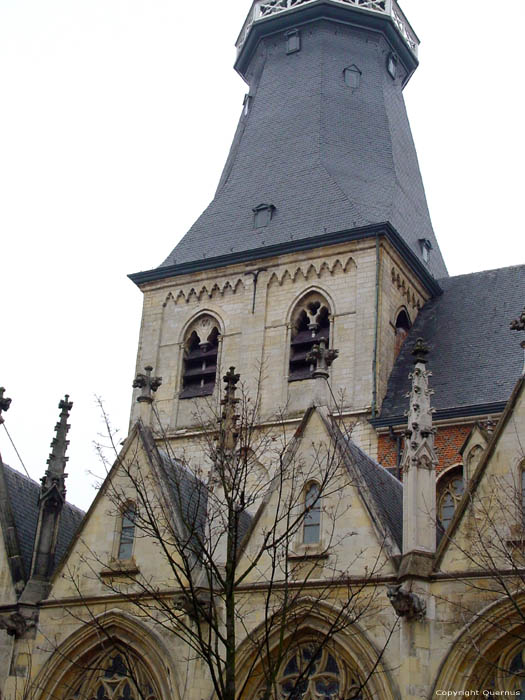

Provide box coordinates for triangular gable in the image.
[459,422,490,483]
[435,374,525,570]
[50,420,206,598]
[236,405,401,584]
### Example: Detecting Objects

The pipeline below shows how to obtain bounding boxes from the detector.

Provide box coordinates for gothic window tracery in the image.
[257,644,363,700]
[66,653,158,700]
[437,466,464,531]
[180,315,220,398]
[289,294,331,381]
[485,645,525,695]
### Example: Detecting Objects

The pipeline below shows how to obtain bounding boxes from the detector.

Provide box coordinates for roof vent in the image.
[253,203,276,229]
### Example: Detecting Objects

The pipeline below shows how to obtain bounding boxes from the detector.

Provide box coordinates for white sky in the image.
[1,0,524,512]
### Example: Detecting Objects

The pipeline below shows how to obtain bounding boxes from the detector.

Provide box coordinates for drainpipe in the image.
[371,235,380,418]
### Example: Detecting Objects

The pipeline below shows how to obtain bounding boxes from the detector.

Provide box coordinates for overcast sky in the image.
[1,0,524,511]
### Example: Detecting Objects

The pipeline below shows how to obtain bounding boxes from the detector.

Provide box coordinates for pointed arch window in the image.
[118,504,136,560]
[303,483,321,544]
[437,466,464,531]
[66,652,158,700]
[256,643,363,700]
[180,315,220,399]
[289,293,331,381]
[394,309,411,358]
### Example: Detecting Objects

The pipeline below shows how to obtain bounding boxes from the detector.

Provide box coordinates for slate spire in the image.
[133,0,448,285]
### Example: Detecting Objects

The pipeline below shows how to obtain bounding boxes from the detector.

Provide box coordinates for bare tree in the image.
[433,411,525,691]
[39,366,397,700]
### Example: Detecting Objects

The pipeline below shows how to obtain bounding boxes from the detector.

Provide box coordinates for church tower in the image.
[129,0,446,452]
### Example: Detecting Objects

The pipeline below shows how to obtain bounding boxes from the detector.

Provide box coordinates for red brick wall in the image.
[378,424,473,475]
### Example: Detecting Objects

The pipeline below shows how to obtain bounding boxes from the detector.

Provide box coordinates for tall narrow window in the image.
[180,316,220,398]
[289,294,331,381]
[303,483,321,544]
[437,467,464,531]
[118,504,136,560]
[394,309,411,358]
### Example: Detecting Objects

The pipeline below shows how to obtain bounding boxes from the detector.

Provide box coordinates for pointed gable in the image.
[436,373,525,571]
[237,406,402,584]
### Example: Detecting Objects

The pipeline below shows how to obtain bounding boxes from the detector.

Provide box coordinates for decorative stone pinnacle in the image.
[42,395,73,501]
[220,367,241,451]
[306,337,339,379]
[412,338,429,364]
[401,339,437,473]
[510,307,525,332]
[0,387,12,425]
[133,365,162,404]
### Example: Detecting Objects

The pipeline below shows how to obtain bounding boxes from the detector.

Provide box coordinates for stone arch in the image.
[178,309,224,399]
[432,592,525,694]
[287,288,334,382]
[286,286,336,325]
[33,609,178,700]
[178,308,224,343]
[235,598,397,700]
[393,306,411,359]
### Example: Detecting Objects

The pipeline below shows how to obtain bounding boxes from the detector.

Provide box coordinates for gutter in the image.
[129,222,442,298]
[370,401,508,429]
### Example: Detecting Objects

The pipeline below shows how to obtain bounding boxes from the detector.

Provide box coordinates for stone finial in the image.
[411,337,429,364]
[511,308,525,375]
[42,395,73,501]
[510,307,525,332]
[219,367,240,451]
[306,337,339,380]
[0,387,12,425]
[401,339,437,473]
[133,366,162,405]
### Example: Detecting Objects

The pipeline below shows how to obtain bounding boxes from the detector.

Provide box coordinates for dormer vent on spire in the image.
[236,0,419,58]
[253,203,275,229]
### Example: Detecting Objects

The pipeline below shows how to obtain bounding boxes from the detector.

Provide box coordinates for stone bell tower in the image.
[129,0,447,442]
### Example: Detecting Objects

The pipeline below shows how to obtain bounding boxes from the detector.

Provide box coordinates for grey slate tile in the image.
[378,265,525,423]
[157,20,447,279]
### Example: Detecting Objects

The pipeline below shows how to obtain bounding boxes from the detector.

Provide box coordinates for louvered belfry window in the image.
[180,316,220,398]
[289,295,331,381]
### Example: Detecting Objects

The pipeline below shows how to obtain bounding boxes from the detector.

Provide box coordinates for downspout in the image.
[371,235,380,418]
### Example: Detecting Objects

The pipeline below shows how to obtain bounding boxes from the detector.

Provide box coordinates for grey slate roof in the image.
[0,462,84,581]
[157,14,447,279]
[343,438,403,551]
[157,449,253,555]
[377,264,525,424]
[157,450,209,551]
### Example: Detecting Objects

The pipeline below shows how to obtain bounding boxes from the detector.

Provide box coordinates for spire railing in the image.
[236,0,418,57]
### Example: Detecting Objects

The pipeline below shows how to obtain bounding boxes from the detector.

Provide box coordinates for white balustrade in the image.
[236,0,418,57]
